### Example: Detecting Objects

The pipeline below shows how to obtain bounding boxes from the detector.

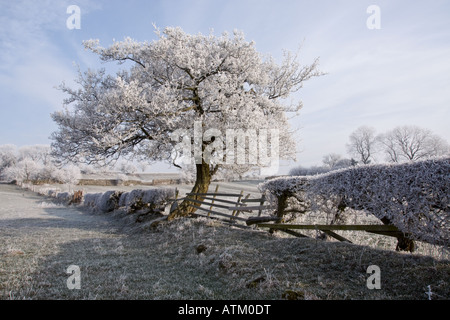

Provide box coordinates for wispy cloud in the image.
[280,1,450,167]
[0,0,103,107]
[0,0,102,144]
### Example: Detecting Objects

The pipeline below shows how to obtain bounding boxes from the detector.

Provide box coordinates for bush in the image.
[84,188,175,214]
[289,165,331,176]
[84,193,103,209]
[56,192,72,204]
[260,157,450,247]
[98,190,124,212]
[121,188,175,213]
[122,189,146,212]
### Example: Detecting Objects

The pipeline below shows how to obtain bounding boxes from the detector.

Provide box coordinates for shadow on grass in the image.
[12,218,450,300]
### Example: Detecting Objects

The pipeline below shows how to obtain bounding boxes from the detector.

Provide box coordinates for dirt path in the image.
[1,183,449,300]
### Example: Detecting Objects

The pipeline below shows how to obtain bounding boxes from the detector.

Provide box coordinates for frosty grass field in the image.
[0,175,449,300]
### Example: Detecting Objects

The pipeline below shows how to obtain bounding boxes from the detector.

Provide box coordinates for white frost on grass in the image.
[37,201,65,208]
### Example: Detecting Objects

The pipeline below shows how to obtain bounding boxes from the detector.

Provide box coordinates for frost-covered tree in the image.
[322,153,341,169]
[290,157,352,177]
[51,27,322,220]
[0,144,18,179]
[322,153,352,169]
[18,145,52,165]
[289,165,330,176]
[118,161,138,174]
[346,126,377,164]
[0,144,82,185]
[377,125,450,163]
[5,158,39,182]
[53,164,82,190]
[1,145,49,182]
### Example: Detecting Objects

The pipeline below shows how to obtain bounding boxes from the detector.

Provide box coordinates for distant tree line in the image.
[0,144,147,184]
[347,125,449,164]
[0,144,81,184]
[290,125,450,176]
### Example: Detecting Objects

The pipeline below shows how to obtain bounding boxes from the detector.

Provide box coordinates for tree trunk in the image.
[276,192,289,220]
[167,161,212,220]
[381,217,415,252]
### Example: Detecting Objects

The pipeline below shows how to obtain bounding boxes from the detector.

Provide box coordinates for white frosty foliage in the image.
[377,125,450,163]
[0,144,18,178]
[0,144,81,185]
[56,192,72,204]
[85,188,175,214]
[118,189,144,211]
[85,191,122,212]
[142,188,175,205]
[97,190,123,212]
[259,176,308,197]
[83,193,103,209]
[52,164,81,185]
[38,201,65,208]
[259,158,450,246]
[52,27,322,177]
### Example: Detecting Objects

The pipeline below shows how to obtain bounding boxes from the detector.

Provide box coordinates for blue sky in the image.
[1,0,449,173]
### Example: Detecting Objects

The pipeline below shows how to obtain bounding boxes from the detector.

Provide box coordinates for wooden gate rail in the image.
[256,223,408,243]
[168,185,276,225]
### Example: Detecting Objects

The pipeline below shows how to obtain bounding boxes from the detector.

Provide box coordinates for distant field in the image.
[32,174,265,206]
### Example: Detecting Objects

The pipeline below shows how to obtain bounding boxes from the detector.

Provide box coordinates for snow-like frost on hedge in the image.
[56,192,71,204]
[84,188,175,214]
[97,190,123,213]
[123,189,145,210]
[84,193,103,209]
[118,191,129,208]
[259,157,450,246]
[142,188,175,206]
